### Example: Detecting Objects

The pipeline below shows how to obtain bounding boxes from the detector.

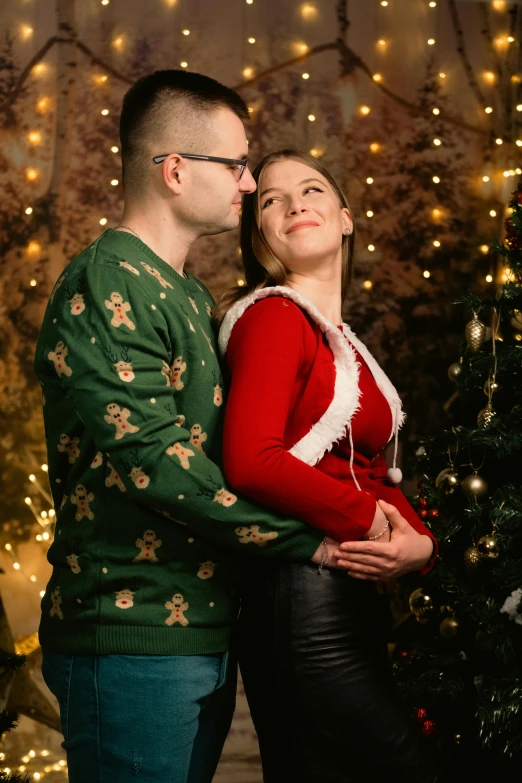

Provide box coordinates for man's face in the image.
[175,107,256,236]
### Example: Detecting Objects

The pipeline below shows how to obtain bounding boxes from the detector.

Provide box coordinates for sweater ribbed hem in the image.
[39,623,231,656]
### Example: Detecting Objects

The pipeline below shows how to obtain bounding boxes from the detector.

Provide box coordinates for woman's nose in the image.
[288,205,309,215]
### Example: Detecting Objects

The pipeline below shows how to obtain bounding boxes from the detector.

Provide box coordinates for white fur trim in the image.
[219,286,404,466]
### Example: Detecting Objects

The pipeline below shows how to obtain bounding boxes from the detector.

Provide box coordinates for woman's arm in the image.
[223,297,378,542]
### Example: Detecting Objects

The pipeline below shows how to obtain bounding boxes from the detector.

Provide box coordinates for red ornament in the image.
[415,707,428,722]
[418,497,428,508]
[421,719,437,737]
[427,509,440,519]
[420,509,428,519]
[515,192,522,205]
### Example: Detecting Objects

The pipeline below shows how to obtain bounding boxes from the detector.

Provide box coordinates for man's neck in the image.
[115,202,195,276]
[286,266,343,326]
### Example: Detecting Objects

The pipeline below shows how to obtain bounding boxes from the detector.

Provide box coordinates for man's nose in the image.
[239,167,257,194]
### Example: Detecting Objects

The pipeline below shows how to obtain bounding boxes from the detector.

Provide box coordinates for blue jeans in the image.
[42,650,236,783]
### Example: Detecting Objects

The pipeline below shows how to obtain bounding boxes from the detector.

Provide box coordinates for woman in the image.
[213,150,438,783]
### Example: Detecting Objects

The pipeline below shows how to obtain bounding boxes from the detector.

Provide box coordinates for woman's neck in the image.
[285,270,343,326]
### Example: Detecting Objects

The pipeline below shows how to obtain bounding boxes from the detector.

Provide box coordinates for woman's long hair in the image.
[212,149,356,328]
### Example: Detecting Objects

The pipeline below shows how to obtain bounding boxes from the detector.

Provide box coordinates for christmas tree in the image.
[392,183,522,782]
[0,648,30,782]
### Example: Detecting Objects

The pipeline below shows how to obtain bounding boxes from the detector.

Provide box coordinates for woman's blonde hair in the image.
[212,148,356,328]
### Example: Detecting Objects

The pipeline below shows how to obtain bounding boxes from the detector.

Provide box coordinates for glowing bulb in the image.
[246,0,253,3]
[482,175,490,182]
[43,532,50,541]
[429,1,437,6]
[480,245,489,254]
[492,0,506,9]
[368,244,375,252]
[182,29,190,35]
[180,61,188,68]
[366,210,374,218]
[294,42,309,54]
[113,37,123,48]
[508,36,515,43]
[247,106,254,113]
[22,25,33,39]
[30,575,37,583]
[433,240,441,247]
[29,474,36,482]
[433,138,441,145]
[378,39,386,47]
[30,279,37,287]
[439,72,446,78]
[27,241,41,256]
[36,534,43,541]
[516,140,522,147]
[26,168,39,182]
[485,106,493,113]
[101,108,109,116]
[25,207,33,215]
[423,270,431,278]
[372,73,382,82]
[300,3,317,19]
[28,131,42,145]
[483,71,495,83]
[237,279,246,286]
[34,773,41,781]
[41,752,50,758]
[248,37,255,44]
[40,591,45,598]
[5,544,12,551]
[432,176,440,183]
[496,138,503,145]
[360,105,371,115]
[37,97,49,113]
[102,0,110,4]
[242,67,253,78]
[13,563,20,570]
[432,208,441,217]
[427,38,435,46]
[370,142,380,153]
[111,145,119,153]
[308,114,316,121]
[486,274,493,283]
[29,752,36,759]
[309,148,319,157]
[41,464,48,471]
[490,210,497,217]
[100,218,108,225]
[366,177,374,184]
[433,108,440,115]
[111,179,119,186]
[512,74,521,84]
[33,63,47,75]
[517,104,522,111]
[302,73,310,79]
[381,1,388,5]
[41,510,47,518]
[363,280,373,290]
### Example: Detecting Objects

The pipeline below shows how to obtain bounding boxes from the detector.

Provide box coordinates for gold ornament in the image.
[477,402,496,428]
[461,471,488,499]
[447,361,462,382]
[464,545,481,567]
[477,533,500,559]
[440,615,460,639]
[435,468,460,495]
[483,378,500,395]
[465,312,487,352]
[409,588,436,623]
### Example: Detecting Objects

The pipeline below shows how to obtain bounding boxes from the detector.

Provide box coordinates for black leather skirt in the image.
[235,561,439,783]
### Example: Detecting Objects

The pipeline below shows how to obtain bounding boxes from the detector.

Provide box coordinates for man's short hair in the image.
[119,69,249,193]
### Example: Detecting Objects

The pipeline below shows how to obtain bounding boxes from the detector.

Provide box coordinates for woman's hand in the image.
[333,500,434,580]
[311,536,343,568]
[364,503,391,543]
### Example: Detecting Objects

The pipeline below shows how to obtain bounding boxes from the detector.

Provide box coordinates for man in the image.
[35,70,334,783]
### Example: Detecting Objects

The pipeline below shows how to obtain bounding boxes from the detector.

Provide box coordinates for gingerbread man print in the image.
[166,442,195,469]
[140,262,173,290]
[188,296,199,314]
[70,484,95,521]
[190,424,207,453]
[119,260,140,276]
[165,593,189,626]
[48,341,73,377]
[105,462,126,492]
[50,587,64,619]
[104,403,140,440]
[133,529,162,563]
[104,292,136,331]
[235,525,279,547]
[57,434,80,464]
[170,356,186,390]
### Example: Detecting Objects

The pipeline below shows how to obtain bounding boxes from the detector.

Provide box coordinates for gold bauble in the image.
[461,471,488,499]
[435,468,460,495]
[477,403,496,428]
[409,588,436,623]
[477,533,499,559]
[465,313,487,352]
[483,378,500,395]
[464,545,481,568]
[447,362,462,382]
[440,616,460,639]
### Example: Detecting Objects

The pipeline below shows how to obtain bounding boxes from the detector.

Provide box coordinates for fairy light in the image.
[27,241,41,256]
[423,270,431,278]
[508,36,515,43]
[182,29,190,35]
[482,175,490,182]
[42,464,48,472]
[248,37,255,44]
[516,105,522,112]
[366,177,374,184]
[433,138,442,145]
[432,176,440,183]
[111,145,119,153]
[246,0,253,3]
[111,179,119,186]
[302,73,310,80]
[94,74,108,85]
[180,61,188,68]
[433,108,440,115]
[485,106,493,113]
[381,1,388,5]
[368,244,375,252]
[480,245,489,254]
[5,544,12,552]
[309,148,319,157]
[427,38,436,46]
[293,42,309,54]
[483,71,495,83]
[492,0,506,9]
[516,140,522,147]
[486,274,493,283]
[247,106,254,113]
[372,73,382,82]
[360,105,371,115]
[300,3,317,19]
[49,509,55,517]
[429,1,437,6]
[490,210,497,217]
[433,240,441,247]
[308,114,316,121]
[39,591,45,598]
[113,36,123,49]
[243,67,254,78]
[101,108,109,116]
[33,63,47,76]
[28,131,41,145]
[26,168,39,182]
[41,511,47,519]
[100,218,108,225]
[378,39,386,47]
[25,207,33,215]
[237,279,246,286]
[370,142,380,153]
[439,72,446,79]
[366,210,374,217]
[13,563,20,571]
[37,97,49,113]
[496,138,503,145]
[30,280,37,287]
[102,0,109,4]
[363,280,373,290]
[512,74,522,84]
[432,208,441,217]
[42,532,50,541]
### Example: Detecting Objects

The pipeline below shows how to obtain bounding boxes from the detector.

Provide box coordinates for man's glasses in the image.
[153,153,248,179]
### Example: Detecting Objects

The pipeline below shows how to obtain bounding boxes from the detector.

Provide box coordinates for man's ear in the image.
[162,154,184,195]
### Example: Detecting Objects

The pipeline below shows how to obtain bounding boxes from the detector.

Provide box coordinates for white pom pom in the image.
[388,467,402,484]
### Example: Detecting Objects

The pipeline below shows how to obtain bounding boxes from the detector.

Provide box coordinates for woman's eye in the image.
[262,197,276,209]
[305,187,323,194]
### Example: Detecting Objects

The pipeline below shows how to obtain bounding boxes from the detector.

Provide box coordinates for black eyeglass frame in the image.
[152,152,248,178]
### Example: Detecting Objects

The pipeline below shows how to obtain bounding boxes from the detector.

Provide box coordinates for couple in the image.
[35,70,438,783]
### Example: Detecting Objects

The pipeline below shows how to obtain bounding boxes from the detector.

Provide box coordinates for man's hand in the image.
[333,500,434,580]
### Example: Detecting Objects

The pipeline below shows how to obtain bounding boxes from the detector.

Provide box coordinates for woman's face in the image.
[258,158,352,273]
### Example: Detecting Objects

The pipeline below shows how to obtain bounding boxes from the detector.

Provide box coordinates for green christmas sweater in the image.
[34,229,321,656]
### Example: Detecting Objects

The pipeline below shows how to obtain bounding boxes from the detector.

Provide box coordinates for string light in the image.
[99,218,108,225]
[300,3,317,19]
[102,0,110,4]
[516,140,522,147]
[32,63,47,76]
[482,175,490,182]
[480,245,489,254]
[308,114,316,121]
[429,1,437,6]
[113,36,123,49]
[37,97,49,113]
[28,131,41,145]
[25,207,33,215]
[370,142,380,153]
[248,37,255,44]
[427,38,436,46]
[360,105,371,115]
[182,29,190,35]
[433,240,441,247]
[111,145,119,153]
[21,26,33,39]
[180,61,188,68]
[26,168,39,182]
[496,138,503,145]
[439,72,446,79]
[101,108,109,116]
[111,179,119,186]
[246,0,253,4]
[483,71,496,83]
[30,280,37,287]
[512,75,521,84]
[309,148,319,157]
[516,104,522,111]
[243,67,254,78]
[363,280,373,290]
[366,210,374,218]
[366,177,374,184]
[432,107,440,115]
[368,244,375,252]
[237,278,246,286]
[492,0,506,10]
[433,138,442,145]
[486,274,493,283]
[485,106,493,113]
[378,39,387,47]
[490,210,497,217]
[381,1,388,5]
[508,36,515,43]
[42,464,48,472]
[423,270,431,278]
[372,73,383,82]
[432,208,441,217]
[302,73,310,80]
[293,42,309,54]
[27,241,41,256]
[432,176,440,183]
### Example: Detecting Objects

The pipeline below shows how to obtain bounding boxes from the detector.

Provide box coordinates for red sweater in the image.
[222,296,436,563]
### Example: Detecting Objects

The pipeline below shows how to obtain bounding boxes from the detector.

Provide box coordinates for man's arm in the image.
[38,261,322,561]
